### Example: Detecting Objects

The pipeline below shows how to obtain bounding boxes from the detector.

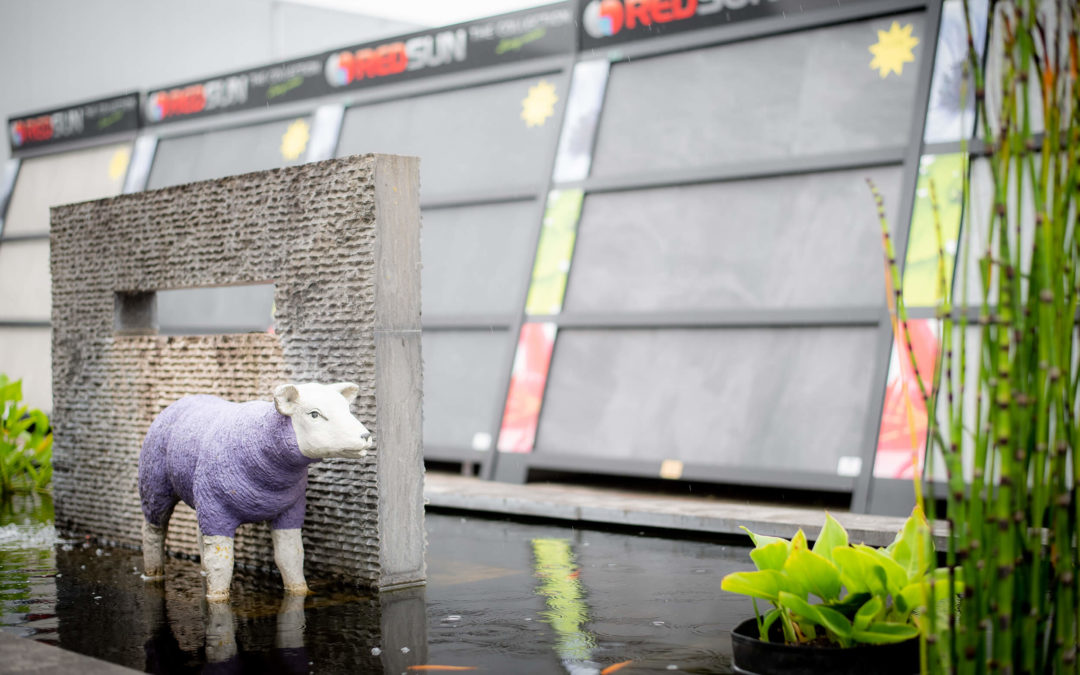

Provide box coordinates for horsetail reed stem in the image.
[910,2,1080,672]
[869,178,929,512]
[869,176,942,674]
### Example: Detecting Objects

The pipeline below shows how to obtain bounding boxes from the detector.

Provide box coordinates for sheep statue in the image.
[138,382,375,601]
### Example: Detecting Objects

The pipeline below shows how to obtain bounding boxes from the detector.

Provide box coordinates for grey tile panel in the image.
[535,327,878,479]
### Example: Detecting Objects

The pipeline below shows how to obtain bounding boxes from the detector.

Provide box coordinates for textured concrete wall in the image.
[50,154,424,590]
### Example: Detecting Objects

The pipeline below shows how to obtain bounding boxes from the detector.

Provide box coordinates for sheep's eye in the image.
[309,411,321,420]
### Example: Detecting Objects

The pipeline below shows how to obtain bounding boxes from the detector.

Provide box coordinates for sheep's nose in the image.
[361,432,371,441]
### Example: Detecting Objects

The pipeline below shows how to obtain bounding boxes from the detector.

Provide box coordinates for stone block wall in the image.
[49,154,424,590]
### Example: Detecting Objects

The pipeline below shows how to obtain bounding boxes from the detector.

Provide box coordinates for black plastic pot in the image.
[730,617,920,675]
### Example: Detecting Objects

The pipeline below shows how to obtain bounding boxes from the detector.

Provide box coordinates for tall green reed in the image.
[876,1,1077,672]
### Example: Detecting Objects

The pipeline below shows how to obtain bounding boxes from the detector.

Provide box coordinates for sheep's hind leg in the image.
[142,508,173,581]
[202,534,235,602]
[142,521,167,580]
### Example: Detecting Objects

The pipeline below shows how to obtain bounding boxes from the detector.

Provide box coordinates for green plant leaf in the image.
[852,621,919,645]
[738,526,790,551]
[778,591,853,642]
[721,569,788,602]
[811,512,849,564]
[0,375,53,496]
[853,595,884,631]
[784,548,841,602]
[749,540,790,571]
[897,573,964,620]
[854,544,908,597]
[791,529,809,551]
[760,608,782,641]
[832,546,889,596]
[825,591,872,619]
[816,605,855,642]
[7,414,33,438]
[0,379,21,406]
[886,506,933,581]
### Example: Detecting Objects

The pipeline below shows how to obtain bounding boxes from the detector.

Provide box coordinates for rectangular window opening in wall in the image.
[115,284,276,336]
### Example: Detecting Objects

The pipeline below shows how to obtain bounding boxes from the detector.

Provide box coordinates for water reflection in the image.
[3,497,759,673]
[143,591,312,674]
[0,494,57,643]
[423,515,755,673]
[50,540,429,673]
[532,538,598,674]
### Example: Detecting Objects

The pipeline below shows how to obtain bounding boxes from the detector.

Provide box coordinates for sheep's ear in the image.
[274,384,300,415]
[331,382,360,403]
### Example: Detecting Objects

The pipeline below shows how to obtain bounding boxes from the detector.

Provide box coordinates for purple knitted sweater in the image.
[139,395,317,537]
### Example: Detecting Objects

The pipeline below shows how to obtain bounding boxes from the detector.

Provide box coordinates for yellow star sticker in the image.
[869,21,919,78]
[108,148,131,181]
[280,118,310,161]
[521,80,558,128]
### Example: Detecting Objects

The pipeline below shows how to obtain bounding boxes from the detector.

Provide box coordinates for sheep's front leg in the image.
[142,520,168,580]
[272,529,309,596]
[202,534,235,602]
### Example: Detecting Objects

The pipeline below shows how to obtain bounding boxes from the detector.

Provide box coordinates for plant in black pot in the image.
[722,509,958,675]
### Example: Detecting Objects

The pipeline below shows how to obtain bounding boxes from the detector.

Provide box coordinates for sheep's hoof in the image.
[141,569,165,581]
[283,584,309,597]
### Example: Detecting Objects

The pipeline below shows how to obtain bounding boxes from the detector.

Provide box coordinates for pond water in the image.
[0,493,756,674]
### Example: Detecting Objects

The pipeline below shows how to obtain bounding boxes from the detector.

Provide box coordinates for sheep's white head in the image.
[273,382,374,459]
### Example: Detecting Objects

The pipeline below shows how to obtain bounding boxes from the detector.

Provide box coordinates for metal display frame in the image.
[487,0,944,514]
[2,0,972,513]
[367,56,576,476]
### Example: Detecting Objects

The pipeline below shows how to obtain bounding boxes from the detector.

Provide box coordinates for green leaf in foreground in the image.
[811,512,849,564]
[783,548,841,602]
[831,546,889,596]
[854,544,908,597]
[749,540,790,571]
[738,526,790,551]
[886,506,933,581]
[778,591,853,642]
[760,608,782,641]
[853,595,884,631]
[851,621,919,645]
[720,570,787,602]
